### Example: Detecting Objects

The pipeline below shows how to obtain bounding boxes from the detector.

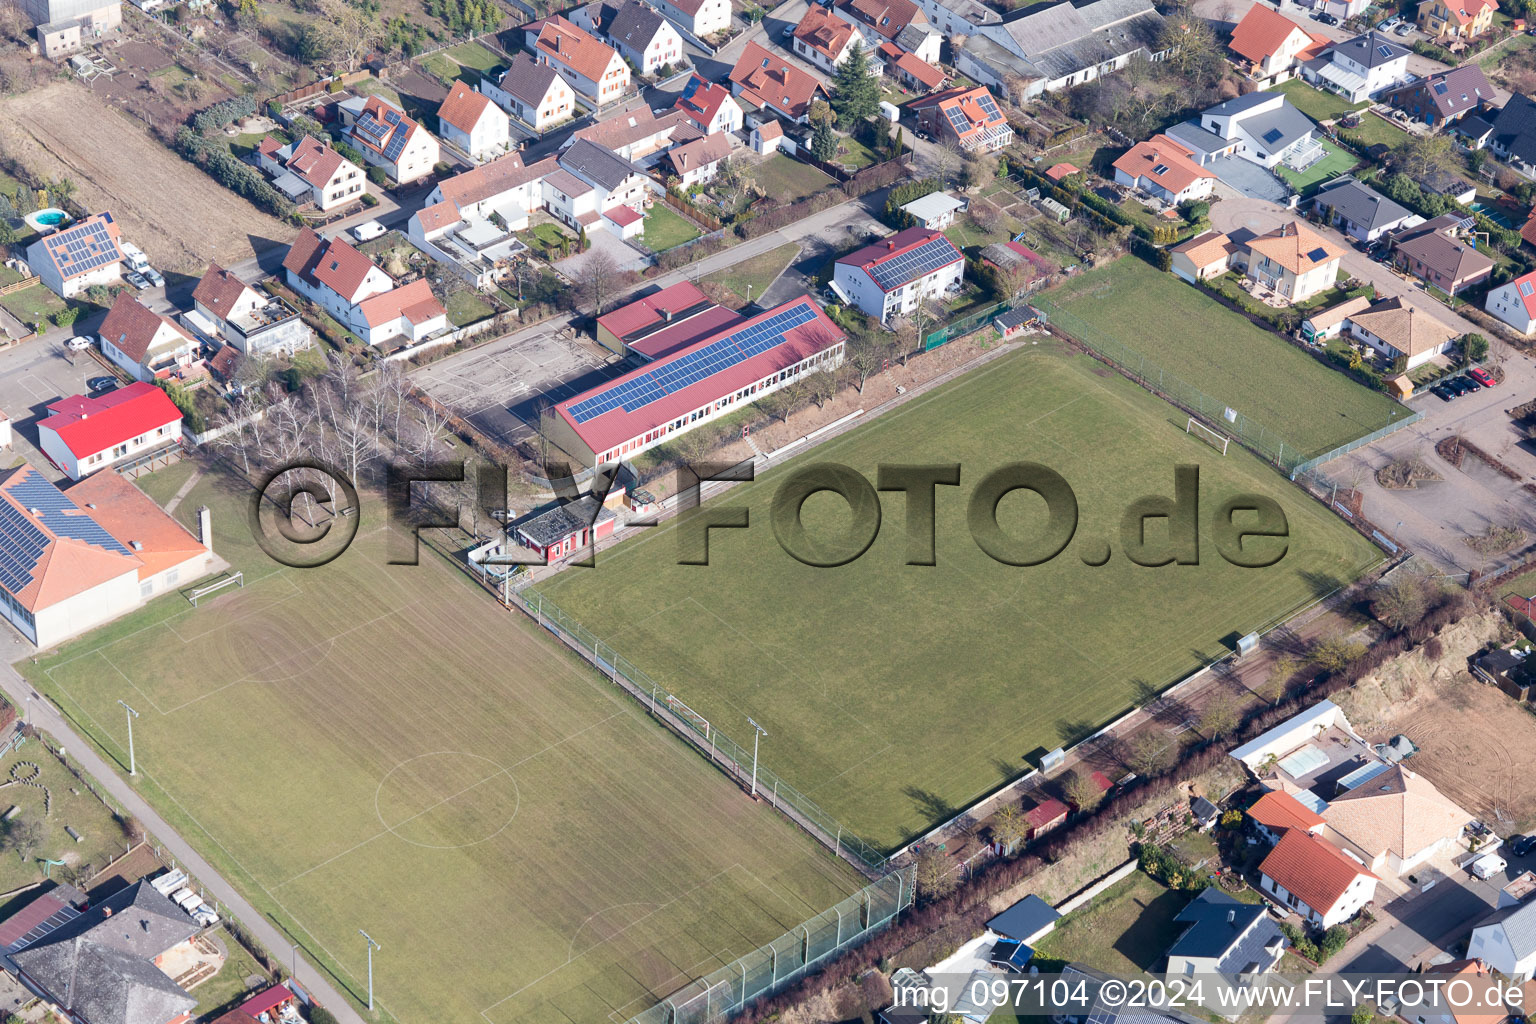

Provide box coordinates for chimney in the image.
[1227,909,1236,923]
[886,240,896,249]
[103,907,113,918]
[659,307,673,322]
[131,540,143,551]
[197,505,212,551]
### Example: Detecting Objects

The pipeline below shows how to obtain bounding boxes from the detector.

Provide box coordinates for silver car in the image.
[143,267,165,288]
[125,270,150,290]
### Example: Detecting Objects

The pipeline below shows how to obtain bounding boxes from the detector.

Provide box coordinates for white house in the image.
[344,95,441,183]
[572,0,686,75]
[549,139,657,237]
[1322,765,1472,879]
[410,153,559,285]
[648,0,731,38]
[1194,92,1321,170]
[1301,31,1411,103]
[436,80,511,163]
[1258,828,1378,929]
[1111,134,1216,204]
[834,0,941,64]
[665,133,733,186]
[188,263,314,357]
[673,74,743,135]
[1169,231,1235,284]
[1164,888,1288,989]
[1466,899,1536,981]
[281,227,394,328]
[1344,296,1460,371]
[1227,4,1328,87]
[481,54,579,132]
[527,16,632,107]
[256,135,366,211]
[353,279,449,346]
[792,4,863,72]
[750,120,784,155]
[1485,269,1536,335]
[900,191,965,229]
[96,292,201,384]
[25,213,123,299]
[1239,221,1344,304]
[832,226,964,323]
[36,382,182,480]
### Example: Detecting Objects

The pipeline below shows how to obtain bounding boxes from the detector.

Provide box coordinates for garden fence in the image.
[623,867,914,1024]
[924,300,1009,349]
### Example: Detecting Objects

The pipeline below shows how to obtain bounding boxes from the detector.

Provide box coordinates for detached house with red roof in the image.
[341,95,441,184]
[37,382,182,481]
[832,226,964,323]
[188,263,313,357]
[1113,134,1216,205]
[909,85,1014,153]
[1486,268,1536,335]
[282,228,447,345]
[97,293,202,385]
[1258,827,1378,929]
[674,74,743,135]
[1418,0,1496,41]
[255,134,366,211]
[792,5,864,73]
[24,212,124,299]
[1227,4,1328,87]
[436,80,511,163]
[729,41,827,123]
[835,0,941,64]
[526,16,632,107]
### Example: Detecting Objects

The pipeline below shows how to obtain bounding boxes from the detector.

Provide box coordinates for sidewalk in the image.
[0,664,368,1024]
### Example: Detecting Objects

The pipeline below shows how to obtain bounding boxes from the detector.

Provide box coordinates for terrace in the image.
[228,296,300,340]
[424,215,530,287]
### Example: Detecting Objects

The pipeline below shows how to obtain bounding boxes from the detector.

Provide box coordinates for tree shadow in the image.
[903,786,956,823]
[1299,570,1345,600]
[1112,888,1192,971]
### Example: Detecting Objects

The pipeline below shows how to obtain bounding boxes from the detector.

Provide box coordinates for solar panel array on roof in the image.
[944,105,969,134]
[4,902,81,954]
[8,475,131,557]
[355,116,389,146]
[1521,281,1534,296]
[0,503,47,595]
[50,219,119,274]
[567,303,818,424]
[975,92,1001,121]
[382,108,411,162]
[1433,82,1449,95]
[866,235,959,291]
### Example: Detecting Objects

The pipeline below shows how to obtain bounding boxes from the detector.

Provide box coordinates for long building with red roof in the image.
[544,296,846,466]
[36,382,183,481]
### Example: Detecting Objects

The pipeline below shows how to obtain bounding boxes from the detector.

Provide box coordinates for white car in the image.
[1471,853,1508,880]
[352,220,387,242]
[65,335,94,351]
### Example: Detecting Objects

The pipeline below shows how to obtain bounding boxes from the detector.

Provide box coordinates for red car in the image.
[1469,367,1497,388]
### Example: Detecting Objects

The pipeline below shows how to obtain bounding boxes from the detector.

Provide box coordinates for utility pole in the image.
[359,929,380,1012]
[117,700,139,776]
[748,717,767,798]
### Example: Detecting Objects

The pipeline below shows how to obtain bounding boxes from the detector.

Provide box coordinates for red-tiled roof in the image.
[794,4,856,60]
[238,985,296,1017]
[534,16,622,84]
[435,153,557,209]
[356,279,445,329]
[1247,790,1326,833]
[65,470,208,581]
[909,85,1008,143]
[283,228,385,301]
[1506,269,1536,319]
[191,263,255,321]
[668,133,733,172]
[1112,134,1216,196]
[603,204,644,227]
[877,43,944,88]
[1026,798,1068,828]
[1259,828,1377,914]
[256,136,281,159]
[351,96,427,163]
[1520,208,1536,248]
[414,199,464,236]
[1440,0,1494,26]
[835,225,963,293]
[0,465,143,612]
[1045,162,1080,181]
[674,75,736,130]
[730,41,825,119]
[841,0,923,40]
[438,79,497,135]
[98,292,194,364]
[285,135,347,189]
[598,281,713,340]
[755,120,784,140]
[1228,4,1326,65]
[40,382,182,460]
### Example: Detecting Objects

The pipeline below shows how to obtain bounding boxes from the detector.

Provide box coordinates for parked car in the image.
[1468,367,1497,387]
[1315,11,1338,24]
[352,220,387,242]
[1431,382,1456,401]
[87,375,117,393]
[125,270,150,290]
[1511,834,1536,857]
[1395,21,1413,33]
[143,267,165,288]
[65,335,93,351]
[1454,375,1480,395]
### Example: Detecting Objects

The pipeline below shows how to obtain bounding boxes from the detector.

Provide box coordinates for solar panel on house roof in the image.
[1337,760,1392,793]
[7,475,131,557]
[975,93,1001,121]
[867,236,959,292]
[1306,246,1329,262]
[1433,82,1449,94]
[1377,44,1394,57]
[945,106,969,133]
[1262,127,1284,145]
[566,304,818,424]
[1521,281,1534,296]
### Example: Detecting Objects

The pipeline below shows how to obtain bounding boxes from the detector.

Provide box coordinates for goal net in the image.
[665,694,710,740]
[1186,417,1231,455]
[189,572,244,607]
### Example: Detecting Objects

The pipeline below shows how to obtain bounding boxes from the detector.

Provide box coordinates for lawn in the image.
[832,133,882,171]
[642,204,703,251]
[1040,256,1404,459]
[1276,79,1368,123]
[537,344,1382,849]
[445,40,505,73]
[699,241,800,305]
[1035,871,1191,975]
[443,287,495,326]
[1346,112,1411,150]
[0,283,68,329]
[420,52,464,84]
[22,467,864,1024]
[944,207,1022,250]
[749,154,835,202]
[0,741,129,893]
[1275,139,1361,193]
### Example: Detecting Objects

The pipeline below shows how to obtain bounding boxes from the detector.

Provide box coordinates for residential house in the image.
[1417,0,1496,41]
[1485,268,1536,334]
[97,293,201,384]
[344,96,441,183]
[1226,5,1329,87]
[410,152,558,284]
[527,16,632,107]
[648,0,731,38]
[750,120,785,154]
[878,42,946,93]
[436,80,511,163]
[1290,0,1368,22]
[1258,827,1378,929]
[952,0,1169,101]
[282,227,394,328]
[547,139,657,237]
[911,0,1001,39]
[1487,95,1536,180]
[1321,764,1472,878]
[1310,176,1416,243]
[1345,296,1460,369]
[1112,134,1217,205]
[1301,31,1411,103]
[1192,91,1321,169]
[1239,221,1344,303]
[835,0,941,63]
[729,40,827,123]
[24,212,123,298]
[1300,294,1373,342]
[571,0,686,75]
[36,382,182,480]
[674,74,744,135]
[256,134,366,211]
[480,53,578,131]
[901,191,965,229]
[1164,888,1288,988]
[1388,64,1495,127]
[1466,898,1536,981]
[666,133,733,186]
[568,104,689,160]
[1390,217,1494,294]
[511,496,618,562]
[1417,166,1478,205]
[1170,230,1235,283]
[188,263,313,357]
[985,894,1061,944]
[1410,961,1515,1024]
[1246,790,1327,844]
[353,279,449,347]
[833,227,964,323]
[909,85,1014,152]
[792,5,863,73]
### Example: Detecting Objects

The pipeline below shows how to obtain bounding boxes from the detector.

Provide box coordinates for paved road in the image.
[0,665,369,1024]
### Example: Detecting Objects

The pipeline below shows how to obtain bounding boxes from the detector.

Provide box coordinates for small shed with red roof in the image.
[1025,797,1069,837]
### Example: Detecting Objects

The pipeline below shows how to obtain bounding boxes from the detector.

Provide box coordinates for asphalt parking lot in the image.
[0,337,121,480]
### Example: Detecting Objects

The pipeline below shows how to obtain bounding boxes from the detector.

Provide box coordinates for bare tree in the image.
[806,367,837,409]
[1198,690,1240,739]
[991,804,1028,854]
[317,0,382,72]
[1060,769,1102,812]
[913,846,956,903]
[2,817,44,862]
[1125,734,1173,777]
[572,249,621,315]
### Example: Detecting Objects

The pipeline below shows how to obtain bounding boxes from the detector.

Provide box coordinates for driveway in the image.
[1339,874,1501,972]
[0,335,122,480]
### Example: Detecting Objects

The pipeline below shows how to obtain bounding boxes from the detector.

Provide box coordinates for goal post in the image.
[189,572,244,607]
[1186,417,1231,455]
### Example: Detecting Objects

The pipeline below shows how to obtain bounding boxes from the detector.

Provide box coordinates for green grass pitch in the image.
[22,471,863,1024]
[1043,257,1406,459]
[539,344,1383,850]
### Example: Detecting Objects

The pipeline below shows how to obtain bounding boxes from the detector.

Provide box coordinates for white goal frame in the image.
[189,572,244,607]
[1186,417,1231,455]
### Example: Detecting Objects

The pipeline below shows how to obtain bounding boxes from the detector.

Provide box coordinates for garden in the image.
[640,204,703,251]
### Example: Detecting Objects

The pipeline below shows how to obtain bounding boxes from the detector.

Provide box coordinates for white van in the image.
[352,220,387,242]
[1471,854,1507,880]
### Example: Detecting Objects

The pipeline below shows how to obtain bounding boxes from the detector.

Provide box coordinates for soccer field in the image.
[1040,257,1404,460]
[23,471,863,1024]
[540,345,1383,850]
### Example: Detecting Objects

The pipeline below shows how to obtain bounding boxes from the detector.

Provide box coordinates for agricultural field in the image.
[0,84,294,273]
[538,344,1383,849]
[23,468,863,1024]
[1042,257,1405,459]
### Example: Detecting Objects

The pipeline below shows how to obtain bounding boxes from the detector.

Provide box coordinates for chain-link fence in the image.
[925,301,1010,350]
[518,588,889,875]
[625,868,914,1024]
